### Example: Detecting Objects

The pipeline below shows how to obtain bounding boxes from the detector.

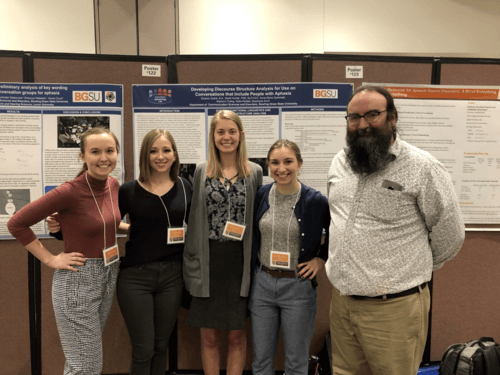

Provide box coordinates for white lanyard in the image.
[271,183,301,255]
[150,178,188,228]
[85,172,117,249]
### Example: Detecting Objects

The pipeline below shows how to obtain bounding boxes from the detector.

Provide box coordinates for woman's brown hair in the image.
[138,129,180,183]
[76,127,120,177]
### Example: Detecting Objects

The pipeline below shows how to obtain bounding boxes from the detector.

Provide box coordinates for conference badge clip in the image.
[103,244,119,267]
[167,227,185,244]
[270,251,290,269]
[222,221,246,241]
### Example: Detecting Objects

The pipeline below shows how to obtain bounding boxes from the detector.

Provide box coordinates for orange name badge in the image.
[103,244,119,267]
[168,227,185,244]
[223,221,246,241]
[270,251,290,269]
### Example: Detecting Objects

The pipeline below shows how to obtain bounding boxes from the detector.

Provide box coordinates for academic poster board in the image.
[132,83,353,194]
[376,83,500,225]
[0,83,124,239]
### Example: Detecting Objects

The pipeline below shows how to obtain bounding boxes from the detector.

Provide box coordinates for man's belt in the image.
[349,282,428,301]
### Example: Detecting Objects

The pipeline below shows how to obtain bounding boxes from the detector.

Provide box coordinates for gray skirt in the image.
[186,240,247,330]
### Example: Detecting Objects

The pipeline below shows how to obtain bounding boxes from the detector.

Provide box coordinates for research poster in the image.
[132,83,353,193]
[0,83,124,239]
[382,84,500,224]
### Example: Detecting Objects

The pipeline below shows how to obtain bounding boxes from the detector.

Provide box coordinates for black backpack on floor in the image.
[439,337,500,375]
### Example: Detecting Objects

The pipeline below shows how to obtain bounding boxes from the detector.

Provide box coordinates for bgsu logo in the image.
[73,91,102,102]
[313,89,338,99]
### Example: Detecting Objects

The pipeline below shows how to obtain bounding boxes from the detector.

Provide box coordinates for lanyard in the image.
[150,178,187,227]
[226,178,246,225]
[85,172,117,249]
[271,183,301,254]
[223,172,239,191]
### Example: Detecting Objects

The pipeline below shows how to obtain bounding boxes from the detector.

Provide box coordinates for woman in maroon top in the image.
[8,127,126,375]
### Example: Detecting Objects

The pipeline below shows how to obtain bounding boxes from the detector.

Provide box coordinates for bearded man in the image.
[325,85,465,375]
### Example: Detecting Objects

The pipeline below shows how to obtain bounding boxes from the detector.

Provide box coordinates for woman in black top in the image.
[116,129,192,375]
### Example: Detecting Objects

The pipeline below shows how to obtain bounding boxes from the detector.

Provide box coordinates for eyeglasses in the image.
[345,110,388,125]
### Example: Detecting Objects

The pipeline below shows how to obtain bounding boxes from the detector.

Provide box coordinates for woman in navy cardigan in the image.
[249,139,330,375]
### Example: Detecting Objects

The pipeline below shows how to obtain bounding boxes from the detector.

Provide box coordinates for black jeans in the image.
[117,260,183,375]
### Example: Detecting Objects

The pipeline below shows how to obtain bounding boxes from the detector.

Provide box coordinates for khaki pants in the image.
[329,285,430,375]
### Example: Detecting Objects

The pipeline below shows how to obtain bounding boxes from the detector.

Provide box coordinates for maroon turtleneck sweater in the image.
[8,172,121,259]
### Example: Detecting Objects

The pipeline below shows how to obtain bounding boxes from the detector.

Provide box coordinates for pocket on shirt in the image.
[365,188,414,222]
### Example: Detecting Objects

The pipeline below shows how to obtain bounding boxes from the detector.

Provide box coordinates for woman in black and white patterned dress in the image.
[183,110,262,375]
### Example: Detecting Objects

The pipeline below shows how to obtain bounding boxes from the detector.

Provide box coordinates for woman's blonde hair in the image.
[138,129,179,183]
[76,127,120,177]
[206,110,251,179]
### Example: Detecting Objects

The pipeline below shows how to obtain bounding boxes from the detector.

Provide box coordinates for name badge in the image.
[223,221,246,241]
[270,251,290,269]
[103,244,119,267]
[168,227,185,244]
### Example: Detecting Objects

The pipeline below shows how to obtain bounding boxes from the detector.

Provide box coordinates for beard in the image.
[345,124,394,175]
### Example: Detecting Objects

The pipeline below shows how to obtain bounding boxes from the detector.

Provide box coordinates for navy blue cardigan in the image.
[251,182,330,272]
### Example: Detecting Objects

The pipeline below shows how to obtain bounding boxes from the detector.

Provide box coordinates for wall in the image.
[138,0,176,56]
[1,0,499,57]
[98,0,137,55]
[178,0,324,54]
[324,0,500,58]
[0,0,95,53]
[98,0,176,56]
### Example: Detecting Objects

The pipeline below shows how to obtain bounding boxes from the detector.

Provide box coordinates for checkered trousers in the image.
[52,259,118,375]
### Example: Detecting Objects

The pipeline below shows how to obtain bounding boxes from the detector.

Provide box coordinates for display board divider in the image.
[440,57,500,65]
[28,253,42,375]
[167,54,178,83]
[431,58,440,85]
[23,51,42,375]
[302,54,311,83]
[166,53,306,84]
[429,56,500,88]
[29,51,167,62]
[427,57,439,366]
[311,53,437,63]
[423,277,434,365]
[23,53,33,82]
